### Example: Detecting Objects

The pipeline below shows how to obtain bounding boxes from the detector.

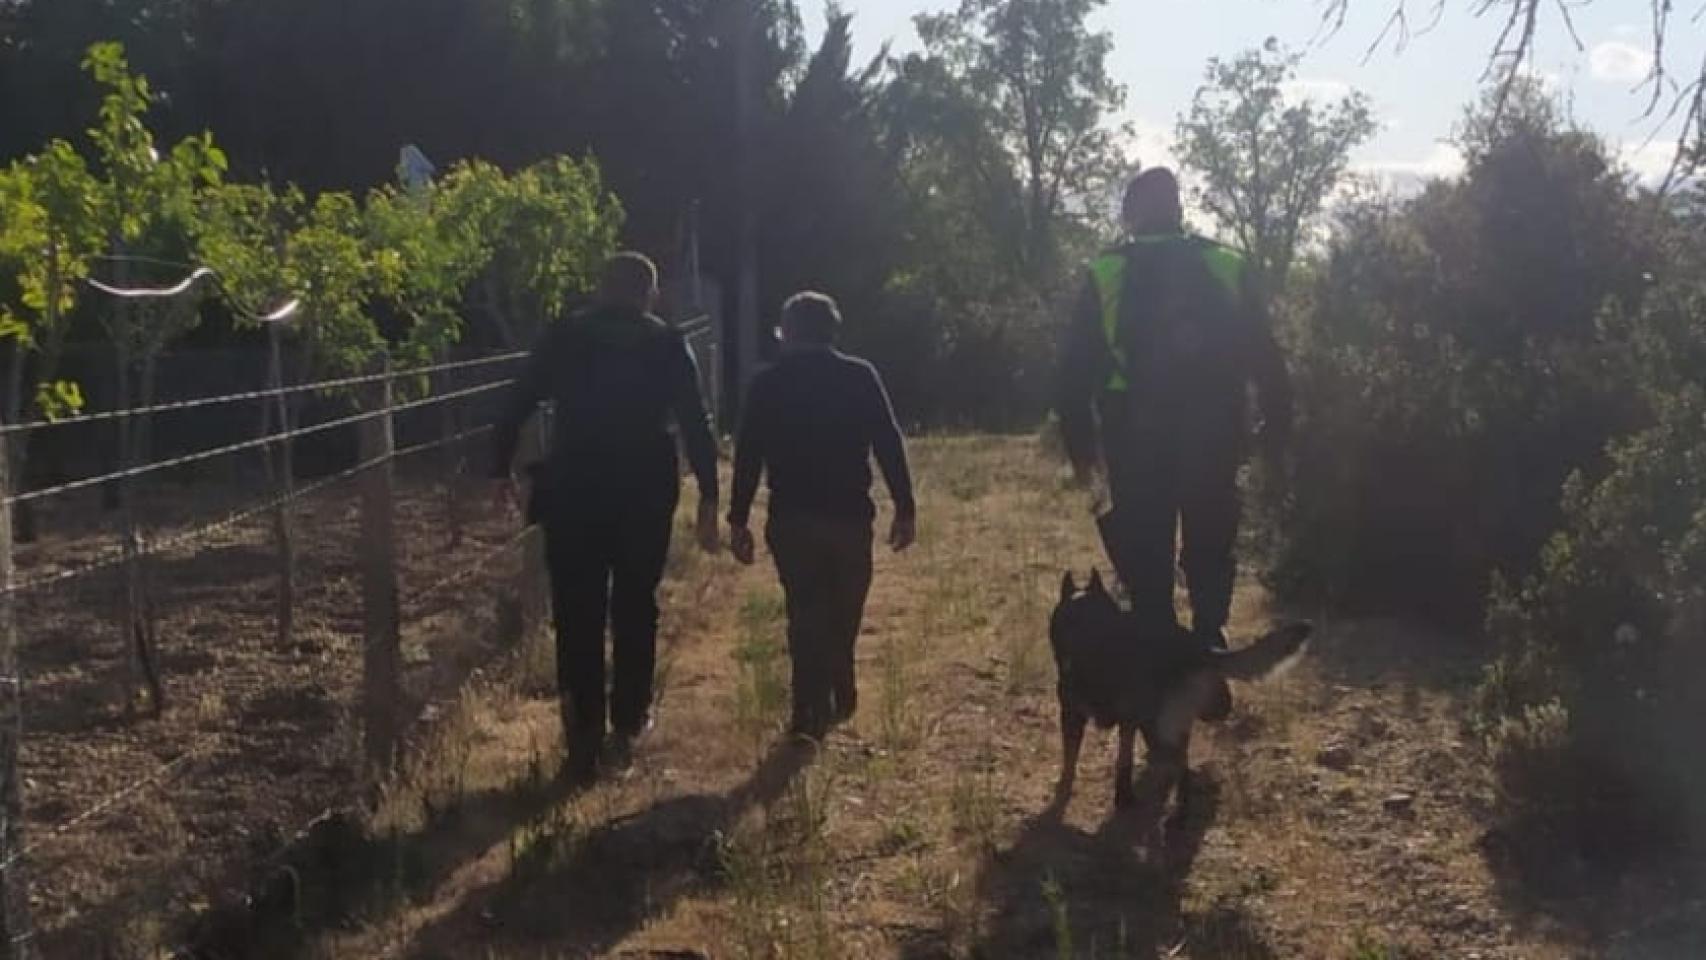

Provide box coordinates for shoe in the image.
[606,717,654,772]
[788,714,829,744]
[560,742,601,790]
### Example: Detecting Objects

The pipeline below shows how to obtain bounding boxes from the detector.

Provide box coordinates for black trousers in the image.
[1099,440,1241,637]
[766,511,874,734]
[542,481,678,751]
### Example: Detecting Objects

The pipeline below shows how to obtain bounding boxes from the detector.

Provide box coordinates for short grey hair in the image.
[780,291,842,344]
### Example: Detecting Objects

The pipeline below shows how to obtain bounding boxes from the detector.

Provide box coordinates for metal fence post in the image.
[359,364,401,775]
[0,415,36,959]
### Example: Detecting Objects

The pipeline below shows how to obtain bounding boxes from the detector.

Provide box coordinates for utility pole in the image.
[732,0,761,411]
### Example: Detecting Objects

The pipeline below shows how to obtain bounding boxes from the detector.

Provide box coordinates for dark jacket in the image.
[729,347,914,527]
[491,304,719,504]
[1055,234,1293,475]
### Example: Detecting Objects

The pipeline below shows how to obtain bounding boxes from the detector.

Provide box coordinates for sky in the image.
[799,0,1706,190]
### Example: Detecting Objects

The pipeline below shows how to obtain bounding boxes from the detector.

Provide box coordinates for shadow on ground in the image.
[176,748,581,960]
[402,739,815,959]
[932,774,1277,960]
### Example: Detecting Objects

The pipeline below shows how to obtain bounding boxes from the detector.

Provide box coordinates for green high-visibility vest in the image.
[1089,234,1247,393]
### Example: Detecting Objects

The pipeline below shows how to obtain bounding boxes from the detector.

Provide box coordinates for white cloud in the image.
[1354,143,1467,195]
[1590,41,1654,84]
[1618,140,1683,185]
[1358,143,1466,179]
[1280,77,1353,106]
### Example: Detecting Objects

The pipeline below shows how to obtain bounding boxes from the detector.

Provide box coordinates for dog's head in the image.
[1050,569,1125,655]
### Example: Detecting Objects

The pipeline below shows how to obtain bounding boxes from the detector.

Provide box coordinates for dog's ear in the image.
[1060,571,1077,603]
[1087,568,1107,596]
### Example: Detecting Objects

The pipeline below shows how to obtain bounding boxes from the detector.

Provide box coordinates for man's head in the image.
[599,252,661,312]
[780,291,841,346]
[1121,167,1184,236]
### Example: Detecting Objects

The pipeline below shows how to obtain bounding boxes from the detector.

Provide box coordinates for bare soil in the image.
[20,437,1703,958]
[14,465,528,956]
[298,436,1703,959]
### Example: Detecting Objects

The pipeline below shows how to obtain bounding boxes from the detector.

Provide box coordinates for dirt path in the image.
[312,437,1624,959]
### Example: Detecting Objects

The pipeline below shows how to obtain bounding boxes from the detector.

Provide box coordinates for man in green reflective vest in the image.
[1055,168,1293,659]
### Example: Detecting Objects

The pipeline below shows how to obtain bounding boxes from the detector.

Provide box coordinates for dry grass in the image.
[282,437,1662,959]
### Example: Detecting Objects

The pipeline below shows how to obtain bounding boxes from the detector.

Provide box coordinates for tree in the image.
[1176,39,1377,293]
[759,9,904,358]
[435,157,623,351]
[0,141,102,547]
[1264,81,1653,624]
[1319,0,1702,185]
[908,0,1128,291]
[1479,185,1706,861]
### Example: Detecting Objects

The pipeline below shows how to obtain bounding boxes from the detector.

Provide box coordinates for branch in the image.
[1657,53,1706,192]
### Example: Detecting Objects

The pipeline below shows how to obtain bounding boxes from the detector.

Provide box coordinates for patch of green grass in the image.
[879,632,922,751]
[732,590,789,753]
[507,806,579,884]
[948,757,1002,853]
[1348,933,1398,960]
[717,762,840,959]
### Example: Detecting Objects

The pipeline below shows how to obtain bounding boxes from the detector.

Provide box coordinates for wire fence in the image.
[0,349,553,958]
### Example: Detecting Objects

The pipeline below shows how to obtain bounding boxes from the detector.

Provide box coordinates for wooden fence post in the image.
[0,417,37,959]
[264,323,297,649]
[359,365,401,775]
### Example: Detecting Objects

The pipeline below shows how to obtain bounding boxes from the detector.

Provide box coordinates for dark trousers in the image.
[766,511,874,734]
[1099,442,1241,637]
[542,482,678,752]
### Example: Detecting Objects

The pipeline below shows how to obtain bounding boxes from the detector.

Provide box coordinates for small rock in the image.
[1316,743,1354,771]
[1383,792,1416,816]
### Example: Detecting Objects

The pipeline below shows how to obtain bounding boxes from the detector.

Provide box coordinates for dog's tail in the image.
[1213,621,1313,681]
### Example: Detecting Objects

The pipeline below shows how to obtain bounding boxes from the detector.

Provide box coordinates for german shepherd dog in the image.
[1050,570,1312,810]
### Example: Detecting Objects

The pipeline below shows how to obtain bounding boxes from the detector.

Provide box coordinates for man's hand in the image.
[729,523,757,566]
[889,512,917,553]
[695,498,722,554]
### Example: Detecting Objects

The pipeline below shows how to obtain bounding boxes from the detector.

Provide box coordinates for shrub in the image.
[1262,88,1653,626]
[1478,190,1706,857]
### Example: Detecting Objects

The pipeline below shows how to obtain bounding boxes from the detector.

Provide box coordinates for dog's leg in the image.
[1054,704,1088,806]
[1114,722,1139,809]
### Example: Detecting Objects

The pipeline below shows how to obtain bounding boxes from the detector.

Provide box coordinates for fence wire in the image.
[6,378,514,507]
[1,359,550,955]
[0,351,526,438]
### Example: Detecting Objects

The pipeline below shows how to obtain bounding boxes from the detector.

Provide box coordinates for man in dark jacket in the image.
[492,252,720,784]
[1056,168,1292,654]
[727,292,916,741]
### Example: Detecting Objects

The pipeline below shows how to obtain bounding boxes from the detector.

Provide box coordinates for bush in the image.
[1262,88,1653,626]
[1478,189,1706,857]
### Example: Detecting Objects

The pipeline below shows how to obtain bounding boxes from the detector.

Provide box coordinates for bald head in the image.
[1122,168,1184,236]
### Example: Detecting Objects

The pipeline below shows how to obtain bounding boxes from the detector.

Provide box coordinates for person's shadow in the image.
[404,740,814,959]
[949,771,1278,960]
